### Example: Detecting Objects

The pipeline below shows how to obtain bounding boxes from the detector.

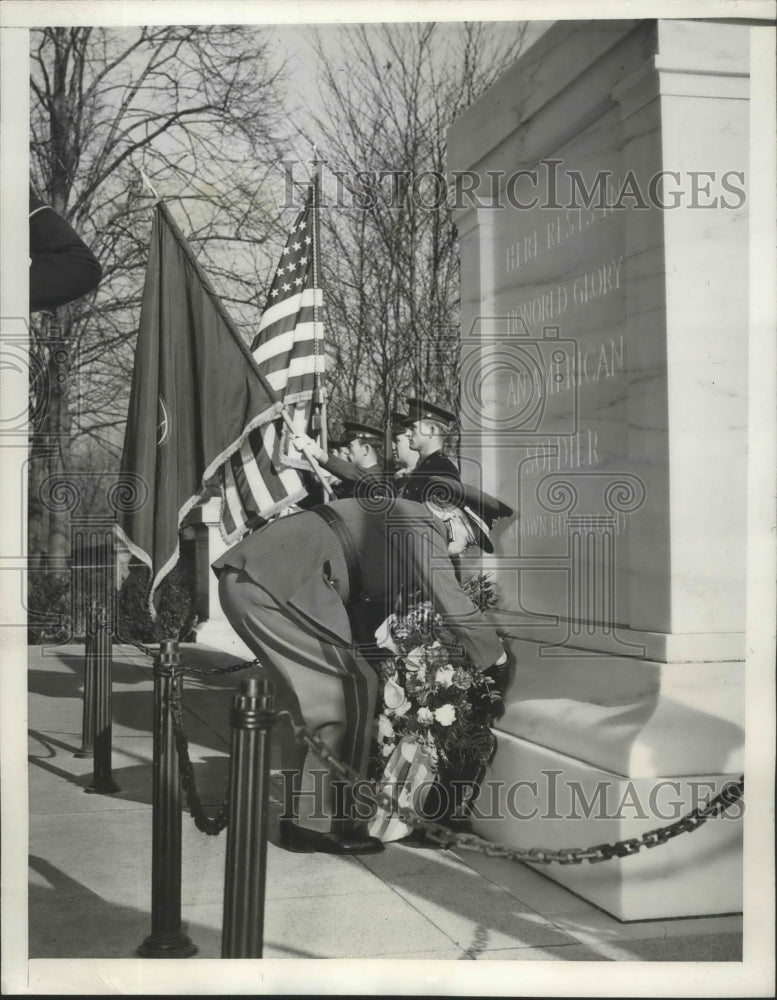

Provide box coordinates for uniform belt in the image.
[310,505,362,604]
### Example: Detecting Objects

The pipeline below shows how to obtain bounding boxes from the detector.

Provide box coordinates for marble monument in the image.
[448,18,747,919]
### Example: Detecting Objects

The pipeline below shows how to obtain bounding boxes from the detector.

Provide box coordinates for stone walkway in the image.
[27,644,742,963]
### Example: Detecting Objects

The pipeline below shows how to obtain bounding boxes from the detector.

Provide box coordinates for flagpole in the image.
[384,391,393,474]
[309,147,328,451]
[139,168,161,203]
[280,409,333,499]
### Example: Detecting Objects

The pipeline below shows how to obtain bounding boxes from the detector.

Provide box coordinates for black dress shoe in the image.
[279,823,385,855]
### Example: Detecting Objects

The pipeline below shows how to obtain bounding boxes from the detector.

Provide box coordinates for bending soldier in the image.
[213,486,512,855]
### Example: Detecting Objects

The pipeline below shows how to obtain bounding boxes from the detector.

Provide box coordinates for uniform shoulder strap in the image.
[310,505,362,602]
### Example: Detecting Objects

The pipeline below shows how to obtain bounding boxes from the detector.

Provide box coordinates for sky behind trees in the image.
[27,17,544,555]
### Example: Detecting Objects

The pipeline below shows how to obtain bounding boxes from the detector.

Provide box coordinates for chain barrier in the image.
[277,710,745,866]
[168,683,230,835]
[124,637,260,677]
[122,639,256,834]
[135,639,745,857]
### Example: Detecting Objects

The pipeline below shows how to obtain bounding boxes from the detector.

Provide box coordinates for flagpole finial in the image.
[139,168,160,203]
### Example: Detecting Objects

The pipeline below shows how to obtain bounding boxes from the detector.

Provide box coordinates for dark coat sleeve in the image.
[402,516,504,670]
[399,451,460,502]
[29,192,102,312]
[321,453,370,484]
[321,456,396,500]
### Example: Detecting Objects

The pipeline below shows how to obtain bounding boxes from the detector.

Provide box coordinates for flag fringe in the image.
[120,400,286,619]
[217,486,309,546]
[114,523,153,577]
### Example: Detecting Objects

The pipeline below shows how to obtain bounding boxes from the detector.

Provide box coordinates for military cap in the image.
[404,397,457,427]
[423,477,513,554]
[342,420,383,444]
[327,436,344,451]
[391,411,411,437]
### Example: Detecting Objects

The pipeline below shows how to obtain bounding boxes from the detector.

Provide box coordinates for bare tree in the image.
[303,22,529,437]
[29,25,290,559]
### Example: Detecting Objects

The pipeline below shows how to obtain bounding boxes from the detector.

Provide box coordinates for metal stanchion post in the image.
[221,676,275,959]
[74,605,97,758]
[137,640,197,958]
[85,604,119,793]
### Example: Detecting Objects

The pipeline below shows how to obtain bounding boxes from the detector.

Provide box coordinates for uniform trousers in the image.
[218,568,378,832]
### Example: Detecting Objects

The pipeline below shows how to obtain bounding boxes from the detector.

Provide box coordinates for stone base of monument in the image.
[471,735,743,922]
[472,733,743,921]
[191,620,255,661]
[184,497,256,660]
[468,636,744,921]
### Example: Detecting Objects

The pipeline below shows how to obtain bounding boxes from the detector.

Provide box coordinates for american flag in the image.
[251,185,324,403]
[220,185,323,540]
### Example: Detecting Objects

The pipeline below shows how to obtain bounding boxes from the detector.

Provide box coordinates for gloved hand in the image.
[293,433,326,462]
[475,649,513,723]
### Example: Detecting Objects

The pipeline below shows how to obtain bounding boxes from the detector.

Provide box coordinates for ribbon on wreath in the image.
[368,736,435,842]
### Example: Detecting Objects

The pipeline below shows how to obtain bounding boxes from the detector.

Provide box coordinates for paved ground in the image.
[27,644,743,962]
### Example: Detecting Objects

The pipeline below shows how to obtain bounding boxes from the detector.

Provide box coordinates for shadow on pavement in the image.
[28,854,320,960]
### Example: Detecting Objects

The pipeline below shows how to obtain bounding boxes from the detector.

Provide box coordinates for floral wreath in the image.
[368,574,508,785]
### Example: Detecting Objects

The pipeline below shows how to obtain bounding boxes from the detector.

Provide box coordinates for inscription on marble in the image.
[505,178,623,273]
[488,118,632,621]
[504,336,625,406]
[507,256,624,331]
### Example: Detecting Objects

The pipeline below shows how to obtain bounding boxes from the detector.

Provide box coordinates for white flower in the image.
[404,647,424,669]
[381,743,395,757]
[404,647,427,680]
[417,707,434,725]
[434,704,456,727]
[377,714,395,740]
[434,664,455,688]
[383,678,405,709]
[374,615,401,654]
[383,678,412,717]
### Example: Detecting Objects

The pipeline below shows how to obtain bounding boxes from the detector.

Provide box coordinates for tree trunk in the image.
[46,340,73,561]
[28,310,74,563]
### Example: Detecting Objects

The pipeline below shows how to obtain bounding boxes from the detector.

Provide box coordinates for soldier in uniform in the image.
[331,436,351,462]
[214,486,513,855]
[390,410,419,495]
[316,436,345,500]
[398,397,461,503]
[308,420,394,501]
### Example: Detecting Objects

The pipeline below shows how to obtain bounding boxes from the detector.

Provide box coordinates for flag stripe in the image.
[221,461,246,536]
[253,320,322,367]
[265,351,324,391]
[255,288,322,335]
[241,432,279,512]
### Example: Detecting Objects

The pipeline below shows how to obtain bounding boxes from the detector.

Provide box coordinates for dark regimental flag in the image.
[119,202,307,611]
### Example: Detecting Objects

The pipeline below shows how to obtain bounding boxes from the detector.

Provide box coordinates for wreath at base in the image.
[367,574,509,842]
